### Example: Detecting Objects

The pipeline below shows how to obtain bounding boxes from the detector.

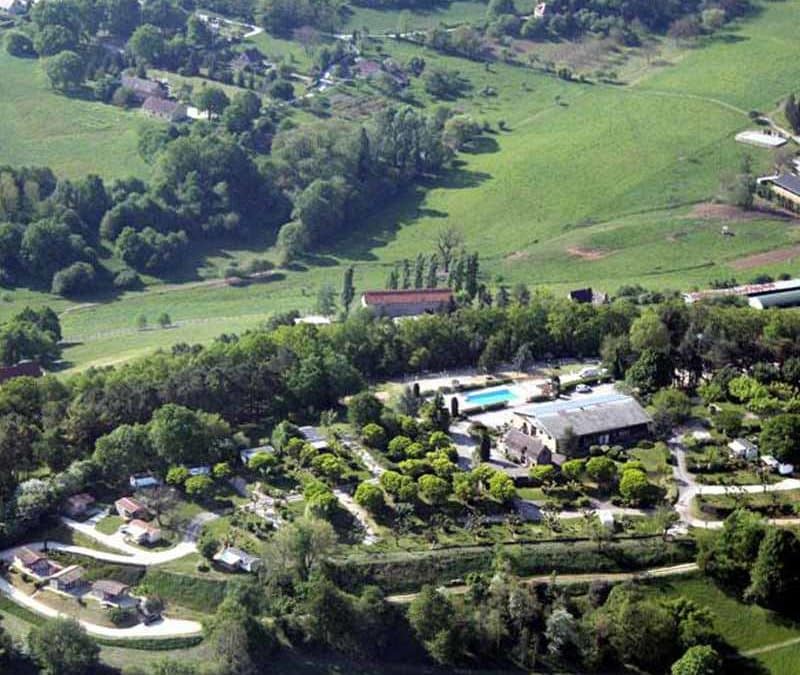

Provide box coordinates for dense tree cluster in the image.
[520,0,752,41]
[699,510,800,612]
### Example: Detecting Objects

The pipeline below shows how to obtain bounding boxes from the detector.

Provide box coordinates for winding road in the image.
[0,513,214,638]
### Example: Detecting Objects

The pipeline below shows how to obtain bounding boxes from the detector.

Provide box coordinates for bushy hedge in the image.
[329,536,695,593]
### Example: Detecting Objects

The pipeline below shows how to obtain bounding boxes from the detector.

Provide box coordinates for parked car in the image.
[575,384,592,393]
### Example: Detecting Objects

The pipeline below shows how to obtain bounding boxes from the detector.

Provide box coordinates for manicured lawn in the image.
[0,51,152,179]
[95,515,124,535]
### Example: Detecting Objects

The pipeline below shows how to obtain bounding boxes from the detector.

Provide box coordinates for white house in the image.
[124,519,162,545]
[213,547,261,573]
[728,438,758,461]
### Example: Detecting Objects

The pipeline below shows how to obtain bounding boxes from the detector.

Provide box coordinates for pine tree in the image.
[426,255,439,288]
[414,253,425,288]
[496,285,509,307]
[386,268,399,289]
[341,266,355,314]
[785,94,800,134]
[465,252,479,299]
[401,259,411,289]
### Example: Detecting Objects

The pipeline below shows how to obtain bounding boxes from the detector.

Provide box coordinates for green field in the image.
[650,575,800,675]
[0,52,151,179]
[1,0,800,373]
[345,0,490,33]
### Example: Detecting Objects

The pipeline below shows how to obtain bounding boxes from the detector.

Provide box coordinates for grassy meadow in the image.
[649,574,800,675]
[1,0,800,372]
[0,52,151,179]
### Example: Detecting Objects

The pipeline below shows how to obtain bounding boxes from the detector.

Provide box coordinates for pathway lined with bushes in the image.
[385,562,700,603]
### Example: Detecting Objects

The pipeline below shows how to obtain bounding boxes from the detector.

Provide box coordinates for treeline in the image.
[522,0,753,40]
[258,0,344,36]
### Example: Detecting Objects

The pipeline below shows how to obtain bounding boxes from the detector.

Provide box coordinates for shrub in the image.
[113,268,141,289]
[51,262,96,296]
[354,482,385,513]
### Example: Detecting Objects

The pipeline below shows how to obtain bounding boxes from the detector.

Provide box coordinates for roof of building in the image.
[128,519,160,534]
[771,173,800,197]
[121,74,163,96]
[214,547,260,566]
[515,392,651,440]
[232,48,264,65]
[362,289,454,306]
[16,547,45,566]
[568,288,593,303]
[130,473,159,486]
[92,579,130,596]
[503,428,547,459]
[0,361,43,384]
[142,96,184,117]
[683,278,800,303]
[51,565,85,585]
[729,438,757,452]
[241,445,275,460]
[187,465,211,476]
[299,426,325,443]
[66,493,95,507]
[115,497,145,513]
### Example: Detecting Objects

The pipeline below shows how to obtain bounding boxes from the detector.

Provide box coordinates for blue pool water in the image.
[465,388,517,406]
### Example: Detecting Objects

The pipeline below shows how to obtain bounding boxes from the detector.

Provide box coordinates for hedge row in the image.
[329,536,696,593]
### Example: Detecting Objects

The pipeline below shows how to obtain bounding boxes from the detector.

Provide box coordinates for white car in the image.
[575,384,592,393]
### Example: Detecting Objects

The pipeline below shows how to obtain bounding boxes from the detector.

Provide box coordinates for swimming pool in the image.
[465,388,517,406]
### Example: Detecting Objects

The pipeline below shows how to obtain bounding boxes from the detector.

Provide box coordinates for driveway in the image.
[60,517,197,564]
[0,575,201,638]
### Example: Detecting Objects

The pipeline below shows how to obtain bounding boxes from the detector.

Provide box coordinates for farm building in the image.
[125,519,161,545]
[120,75,165,102]
[361,289,454,318]
[0,360,43,385]
[90,580,131,605]
[758,173,800,212]
[503,428,564,466]
[13,547,53,577]
[735,130,787,149]
[142,96,187,122]
[63,493,95,518]
[50,565,86,592]
[115,497,148,521]
[213,547,261,572]
[512,391,652,454]
[683,278,800,309]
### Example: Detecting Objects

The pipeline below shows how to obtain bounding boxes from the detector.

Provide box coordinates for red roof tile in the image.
[362,289,453,305]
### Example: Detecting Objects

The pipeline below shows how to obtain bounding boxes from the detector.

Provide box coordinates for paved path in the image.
[386,562,698,603]
[670,435,800,529]
[0,575,201,638]
[333,489,379,545]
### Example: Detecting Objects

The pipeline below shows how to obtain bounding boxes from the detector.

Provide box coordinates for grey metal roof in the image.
[773,174,800,197]
[515,393,651,440]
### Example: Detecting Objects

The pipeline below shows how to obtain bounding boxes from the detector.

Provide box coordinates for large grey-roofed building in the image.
[513,391,651,453]
[683,278,800,309]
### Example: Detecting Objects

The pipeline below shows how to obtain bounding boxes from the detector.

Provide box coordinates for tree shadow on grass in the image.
[461,136,499,155]
[327,164,491,262]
